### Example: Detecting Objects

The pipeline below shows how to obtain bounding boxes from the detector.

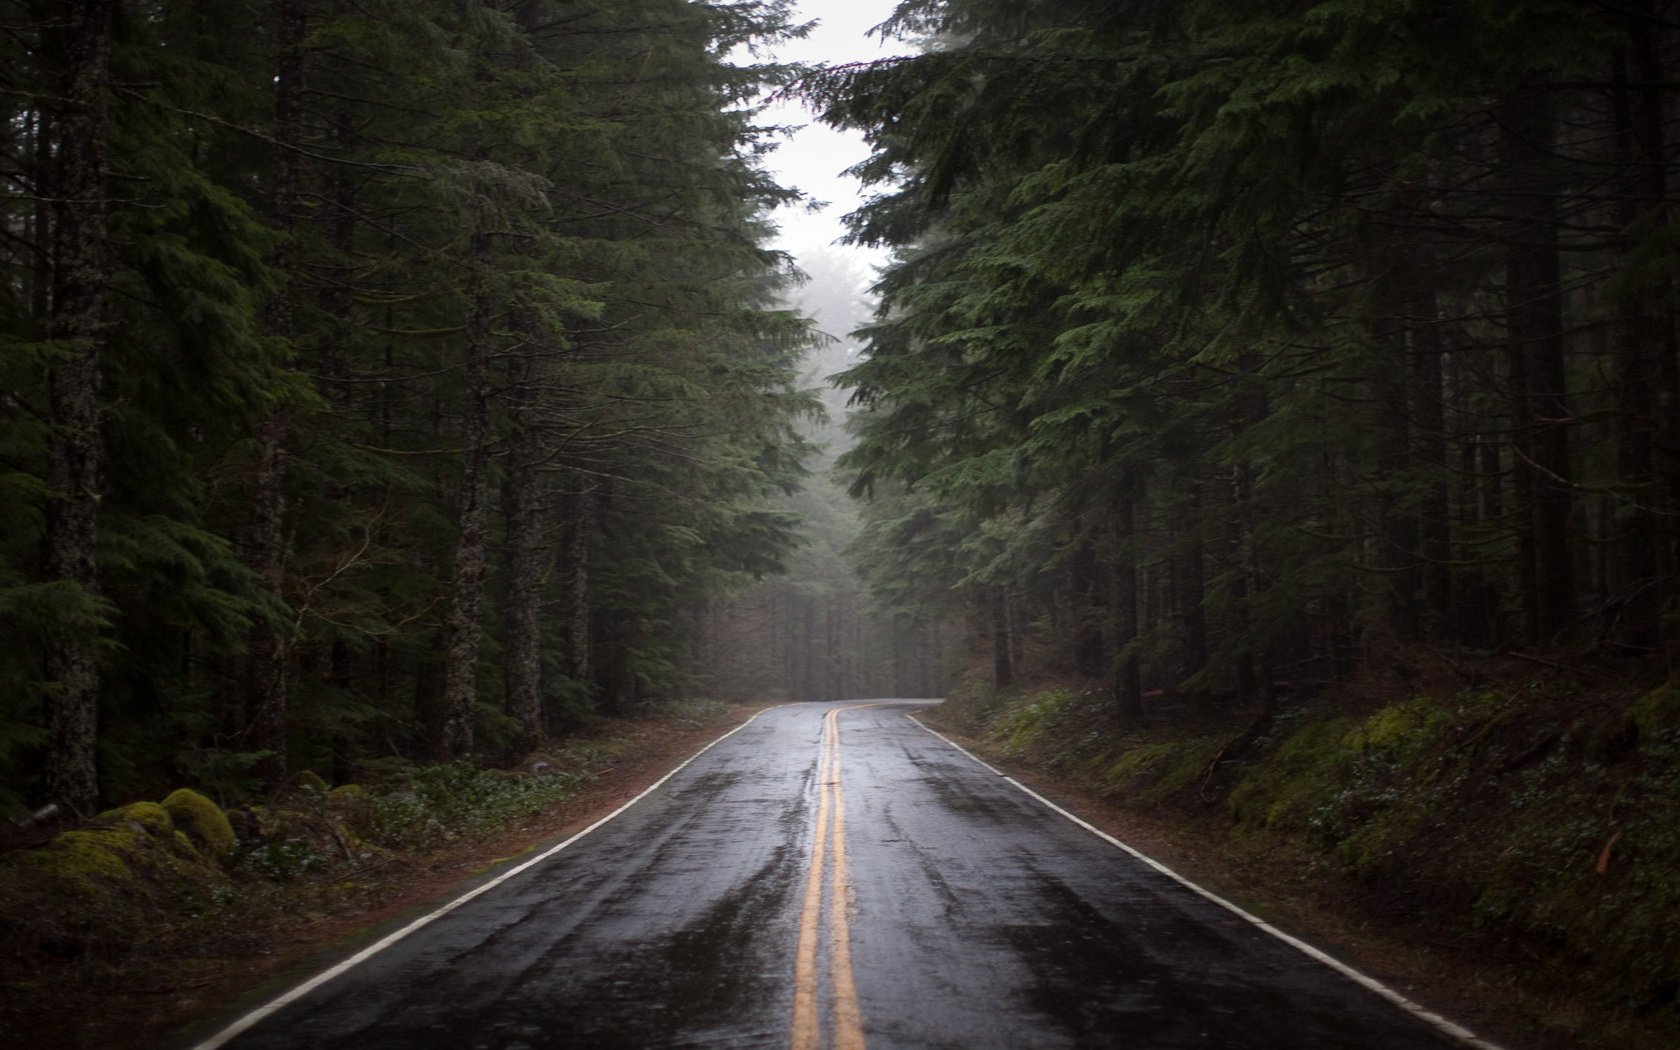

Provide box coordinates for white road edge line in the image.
[188,707,779,1050]
[908,715,1509,1050]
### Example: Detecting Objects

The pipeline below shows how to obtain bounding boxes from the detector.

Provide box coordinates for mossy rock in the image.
[95,800,176,838]
[1630,684,1680,737]
[0,798,231,950]
[12,834,131,895]
[296,769,330,793]
[161,788,236,862]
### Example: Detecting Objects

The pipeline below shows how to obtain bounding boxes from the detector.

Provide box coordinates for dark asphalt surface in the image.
[191,701,1490,1050]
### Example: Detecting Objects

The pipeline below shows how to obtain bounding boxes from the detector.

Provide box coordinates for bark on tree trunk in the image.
[1070,536,1105,678]
[438,234,494,759]
[1112,495,1143,723]
[800,596,817,699]
[244,0,309,789]
[245,411,290,782]
[990,587,1013,687]
[1501,94,1578,643]
[1229,356,1273,713]
[826,599,843,700]
[502,426,547,755]
[42,0,117,816]
[1629,0,1680,637]
[1609,35,1671,646]
[1376,316,1422,641]
[1410,287,1453,638]
[558,474,592,697]
[1172,482,1210,710]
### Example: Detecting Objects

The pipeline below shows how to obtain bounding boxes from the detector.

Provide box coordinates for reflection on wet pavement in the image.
[201,702,1488,1050]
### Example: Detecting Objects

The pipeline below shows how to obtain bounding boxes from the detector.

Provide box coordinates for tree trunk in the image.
[1375,316,1422,641]
[1070,535,1105,678]
[826,599,843,700]
[245,412,290,782]
[558,473,592,699]
[1501,93,1578,643]
[244,0,309,789]
[990,587,1013,687]
[1631,0,1680,647]
[801,595,817,699]
[1112,495,1142,723]
[42,0,117,816]
[1409,286,1453,638]
[1230,356,1274,713]
[437,233,494,759]
[502,425,547,755]
[1609,34,1671,646]
[1171,481,1210,708]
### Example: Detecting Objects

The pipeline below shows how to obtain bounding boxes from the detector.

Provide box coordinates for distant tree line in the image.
[700,250,966,706]
[1,0,821,817]
[813,0,1680,716]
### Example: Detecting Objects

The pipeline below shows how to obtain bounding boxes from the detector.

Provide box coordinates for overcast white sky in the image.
[754,1,915,270]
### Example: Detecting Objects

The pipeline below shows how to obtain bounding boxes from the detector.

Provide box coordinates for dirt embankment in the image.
[923,663,1680,1050]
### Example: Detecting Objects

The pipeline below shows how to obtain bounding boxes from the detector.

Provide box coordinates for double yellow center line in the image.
[791,704,874,1050]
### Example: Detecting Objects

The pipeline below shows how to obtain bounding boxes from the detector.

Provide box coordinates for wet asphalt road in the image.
[194,701,1487,1050]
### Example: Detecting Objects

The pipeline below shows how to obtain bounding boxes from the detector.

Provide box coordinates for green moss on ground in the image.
[1099,737,1225,804]
[1227,714,1360,830]
[0,797,232,958]
[1630,683,1680,736]
[0,699,752,1050]
[161,788,236,862]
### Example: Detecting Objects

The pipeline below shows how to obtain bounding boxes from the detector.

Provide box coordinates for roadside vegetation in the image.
[0,700,746,1050]
[927,668,1680,1050]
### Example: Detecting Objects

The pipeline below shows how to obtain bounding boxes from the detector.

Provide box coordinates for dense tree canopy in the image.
[9,0,1677,819]
[0,0,825,815]
[815,0,1680,715]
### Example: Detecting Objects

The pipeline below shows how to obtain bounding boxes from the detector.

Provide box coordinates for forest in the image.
[804,7,1680,1031]
[4,1,1679,1043]
[5,0,1678,832]
[0,0,915,820]
[814,0,1679,720]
